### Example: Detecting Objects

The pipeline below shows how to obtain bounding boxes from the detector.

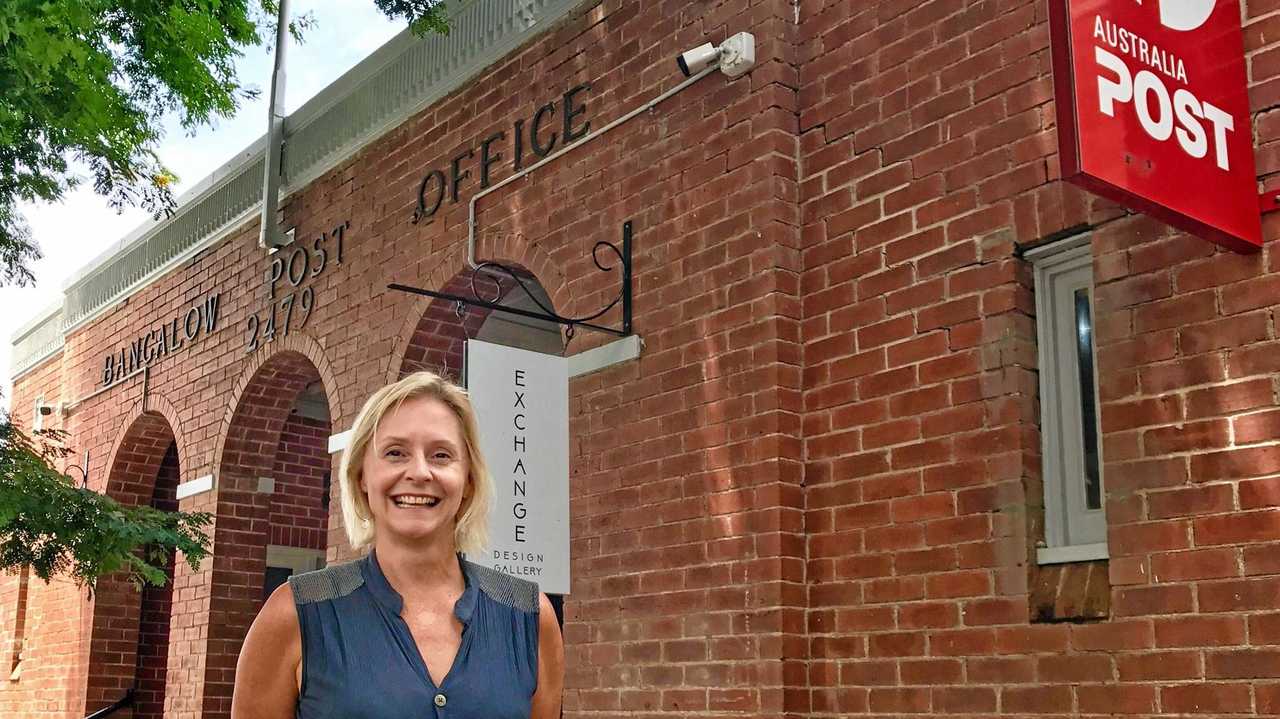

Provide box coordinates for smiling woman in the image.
[230,371,563,719]
[340,372,492,554]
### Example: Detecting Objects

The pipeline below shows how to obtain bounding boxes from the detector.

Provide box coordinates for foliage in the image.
[373,0,451,36]
[0,410,212,588]
[0,0,448,288]
[0,0,451,587]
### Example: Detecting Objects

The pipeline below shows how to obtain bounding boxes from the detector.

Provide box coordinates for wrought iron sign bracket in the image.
[389,221,633,339]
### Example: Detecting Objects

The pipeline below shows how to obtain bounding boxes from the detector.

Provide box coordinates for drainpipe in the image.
[259,0,291,249]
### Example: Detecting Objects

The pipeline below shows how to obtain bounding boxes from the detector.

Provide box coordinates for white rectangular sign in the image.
[465,339,570,594]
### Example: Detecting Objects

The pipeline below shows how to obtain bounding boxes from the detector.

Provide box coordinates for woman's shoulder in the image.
[288,559,366,606]
[461,560,540,614]
[254,580,301,634]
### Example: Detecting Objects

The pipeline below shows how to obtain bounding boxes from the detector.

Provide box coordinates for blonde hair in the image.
[339,371,491,554]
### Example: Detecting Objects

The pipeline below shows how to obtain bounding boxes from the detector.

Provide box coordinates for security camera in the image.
[677,42,720,77]
[676,33,757,78]
[37,404,54,417]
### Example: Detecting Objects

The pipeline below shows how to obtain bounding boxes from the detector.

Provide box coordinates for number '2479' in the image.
[245,222,348,353]
[245,287,315,353]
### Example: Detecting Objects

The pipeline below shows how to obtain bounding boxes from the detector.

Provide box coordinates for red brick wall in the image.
[799,1,1280,717]
[0,354,56,718]
[553,1,805,714]
[83,413,179,715]
[1090,220,1280,710]
[269,414,331,551]
[0,568,30,703]
[0,576,85,719]
[82,412,184,718]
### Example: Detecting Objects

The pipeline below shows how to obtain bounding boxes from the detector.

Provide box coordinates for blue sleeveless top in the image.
[287,551,540,719]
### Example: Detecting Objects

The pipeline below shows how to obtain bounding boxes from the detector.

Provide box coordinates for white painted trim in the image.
[61,138,268,293]
[1030,235,1108,554]
[1037,543,1109,565]
[256,477,276,494]
[1022,232,1092,264]
[57,147,262,309]
[176,474,215,500]
[60,205,259,335]
[36,0,585,339]
[8,346,64,383]
[10,304,65,377]
[265,545,325,573]
[568,335,643,378]
[10,302,62,343]
[328,430,352,454]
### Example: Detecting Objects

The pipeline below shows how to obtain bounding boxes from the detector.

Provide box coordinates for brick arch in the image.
[85,409,182,717]
[199,339,339,719]
[212,333,341,471]
[385,238,571,385]
[102,391,186,499]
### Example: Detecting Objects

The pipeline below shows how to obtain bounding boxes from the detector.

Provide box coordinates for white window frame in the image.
[1026,235,1108,565]
[31,396,44,432]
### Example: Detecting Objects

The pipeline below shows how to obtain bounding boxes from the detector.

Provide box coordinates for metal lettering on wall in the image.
[412,84,592,223]
[100,293,223,385]
[245,222,349,353]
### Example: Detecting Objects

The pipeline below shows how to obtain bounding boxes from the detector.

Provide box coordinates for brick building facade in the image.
[5,1,1280,717]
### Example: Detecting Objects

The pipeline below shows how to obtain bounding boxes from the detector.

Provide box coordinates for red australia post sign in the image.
[1051,0,1261,251]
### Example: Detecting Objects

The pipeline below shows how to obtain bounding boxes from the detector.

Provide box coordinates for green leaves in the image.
[0,0,449,289]
[373,0,450,36]
[0,411,212,589]
[0,0,461,589]
[0,200,36,286]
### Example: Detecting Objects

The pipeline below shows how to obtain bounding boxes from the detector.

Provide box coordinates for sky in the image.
[1,0,404,410]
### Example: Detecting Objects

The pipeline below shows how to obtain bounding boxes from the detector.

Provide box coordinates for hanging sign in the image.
[1050,0,1261,251]
[465,339,570,594]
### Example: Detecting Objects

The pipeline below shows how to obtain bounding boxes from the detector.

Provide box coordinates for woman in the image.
[232,371,564,719]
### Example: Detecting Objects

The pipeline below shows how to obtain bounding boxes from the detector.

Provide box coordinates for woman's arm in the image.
[231,582,302,719]
[530,593,564,719]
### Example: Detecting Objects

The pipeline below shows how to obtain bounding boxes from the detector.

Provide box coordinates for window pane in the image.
[1074,288,1102,511]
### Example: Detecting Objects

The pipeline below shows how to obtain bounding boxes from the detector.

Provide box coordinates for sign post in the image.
[465,339,571,594]
[1050,0,1262,251]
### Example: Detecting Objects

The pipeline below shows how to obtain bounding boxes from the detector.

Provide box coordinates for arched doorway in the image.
[203,348,337,719]
[263,379,332,595]
[86,411,181,719]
